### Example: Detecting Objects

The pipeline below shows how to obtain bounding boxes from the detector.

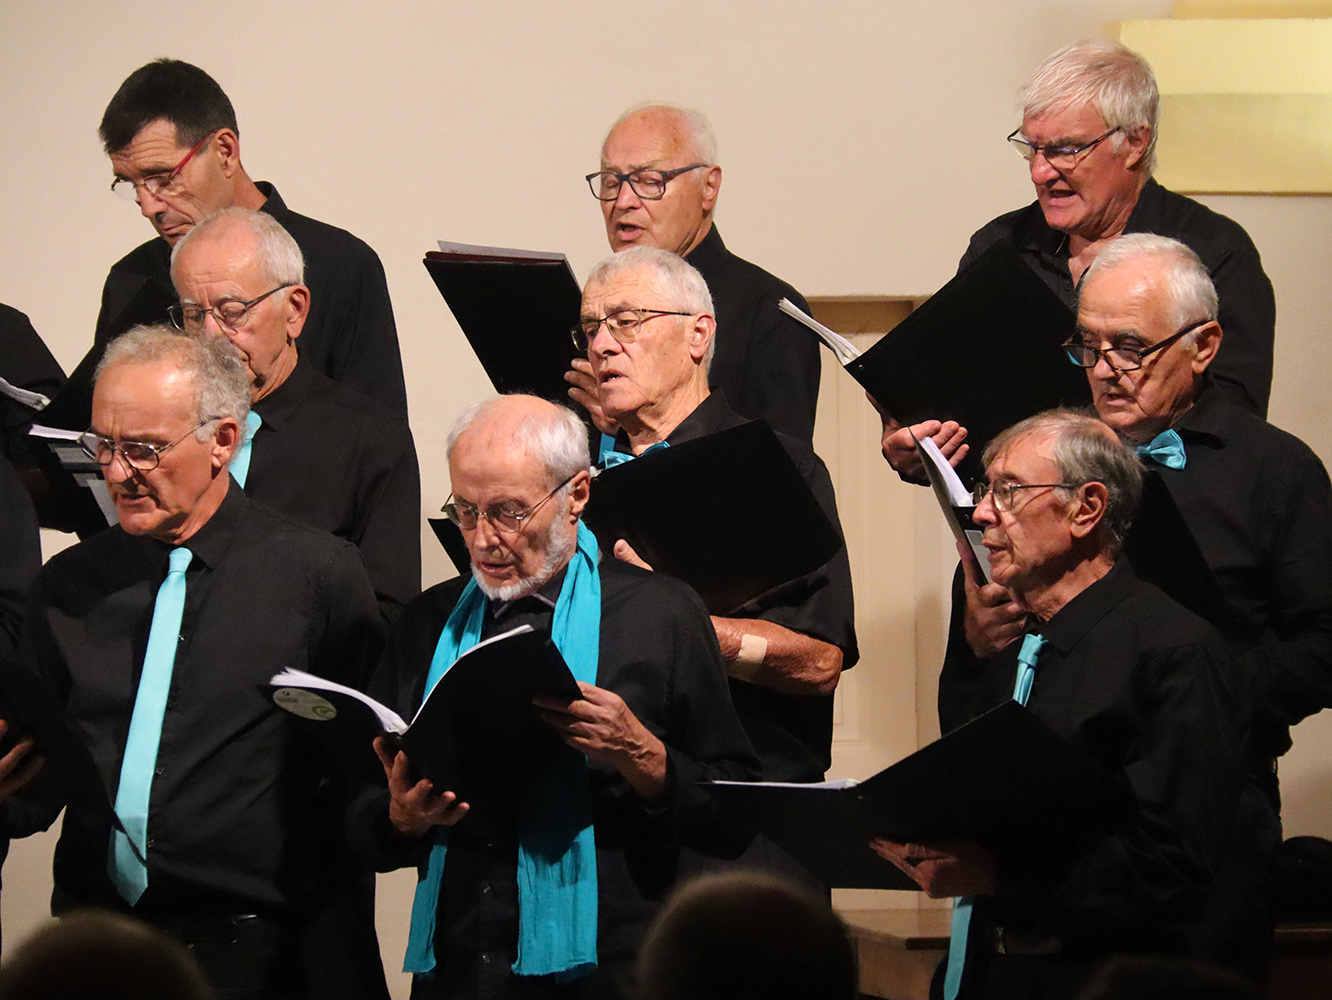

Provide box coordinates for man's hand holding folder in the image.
[374,736,469,838]
[957,540,1027,659]
[869,837,997,898]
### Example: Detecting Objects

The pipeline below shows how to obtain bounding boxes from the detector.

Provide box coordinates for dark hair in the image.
[99,59,238,155]
[636,872,857,1000]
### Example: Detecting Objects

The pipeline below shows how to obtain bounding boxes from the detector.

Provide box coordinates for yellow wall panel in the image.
[1155,94,1332,192]
[1117,19,1332,93]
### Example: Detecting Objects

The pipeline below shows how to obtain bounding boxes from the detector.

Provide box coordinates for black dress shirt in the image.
[1150,385,1332,760]
[609,393,858,782]
[684,227,822,443]
[0,303,65,467]
[248,359,421,622]
[92,182,407,416]
[962,178,1276,416]
[0,455,39,657]
[942,563,1270,992]
[16,484,388,997]
[367,558,759,1000]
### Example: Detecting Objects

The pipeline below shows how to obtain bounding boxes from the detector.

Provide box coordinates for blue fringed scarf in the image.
[404,522,601,980]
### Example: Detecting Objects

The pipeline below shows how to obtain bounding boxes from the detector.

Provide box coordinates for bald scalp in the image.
[447,395,589,488]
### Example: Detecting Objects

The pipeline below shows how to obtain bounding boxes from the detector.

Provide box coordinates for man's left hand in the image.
[869,837,997,897]
[533,681,668,802]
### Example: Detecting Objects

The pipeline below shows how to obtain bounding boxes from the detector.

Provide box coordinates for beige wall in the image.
[3,1,1330,994]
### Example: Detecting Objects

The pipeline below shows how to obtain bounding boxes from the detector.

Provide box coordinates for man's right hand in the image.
[957,541,1025,659]
[565,361,619,436]
[868,394,968,485]
[0,721,42,801]
[373,736,468,838]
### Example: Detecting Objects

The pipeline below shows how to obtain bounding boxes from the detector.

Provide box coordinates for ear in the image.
[1121,126,1150,171]
[566,469,591,521]
[1068,481,1109,540]
[284,284,310,343]
[688,313,716,364]
[213,129,243,179]
[700,165,722,213]
[1189,320,1222,374]
[210,416,241,472]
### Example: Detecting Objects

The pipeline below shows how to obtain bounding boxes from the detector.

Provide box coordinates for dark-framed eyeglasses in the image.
[79,419,217,472]
[585,164,708,202]
[1006,126,1121,170]
[442,471,580,534]
[110,129,219,202]
[169,284,295,332]
[1063,320,1208,373]
[973,480,1075,513]
[572,308,696,352]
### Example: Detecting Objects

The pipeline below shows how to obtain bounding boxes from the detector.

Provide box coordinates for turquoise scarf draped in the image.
[404,521,601,980]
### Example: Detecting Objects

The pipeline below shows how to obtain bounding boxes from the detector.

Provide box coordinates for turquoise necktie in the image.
[1134,428,1186,469]
[110,545,193,905]
[943,632,1046,999]
[231,410,263,487]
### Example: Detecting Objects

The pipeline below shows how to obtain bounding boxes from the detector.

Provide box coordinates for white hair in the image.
[584,246,716,373]
[171,207,306,287]
[96,324,252,437]
[605,103,718,165]
[1021,40,1160,174]
[1082,234,1219,333]
[445,395,589,490]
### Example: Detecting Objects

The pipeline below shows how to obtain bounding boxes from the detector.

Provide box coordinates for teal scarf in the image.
[404,521,601,980]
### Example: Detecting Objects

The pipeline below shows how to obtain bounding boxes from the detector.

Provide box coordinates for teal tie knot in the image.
[110,544,193,904]
[1012,633,1046,707]
[599,439,669,468]
[1134,428,1186,470]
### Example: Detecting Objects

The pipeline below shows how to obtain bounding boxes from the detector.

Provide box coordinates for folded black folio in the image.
[1122,469,1239,640]
[707,701,1130,890]
[0,656,119,825]
[583,419,843,615]
[427,420,843,616]
[847,241,1091,484]
[423,245,583,405]
[268,627,583,800]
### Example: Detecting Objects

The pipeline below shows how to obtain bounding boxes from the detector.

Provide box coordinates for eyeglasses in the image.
[110,129,219,202]
[169,284,295,332]
[973,480,1075,513]
[1006,127,1121,170]
[572,308,696,352]
[79,419,217,472]
[1064,321,1207,373]
[586,164,708,202]
[442,471,579,534]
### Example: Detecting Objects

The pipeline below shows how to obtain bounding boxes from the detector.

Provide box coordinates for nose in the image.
[1029,152,1060,185]
[470,514,503,551]
[972,490,999,527]
[1090,351,1120,380]
[136,183,169,220]
[613,179,643,211]
[587,321,622,358]
[101,448,136,486]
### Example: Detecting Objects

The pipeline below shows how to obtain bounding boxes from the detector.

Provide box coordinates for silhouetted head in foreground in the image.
[636,871,856,1000]
[0,910,211,1000]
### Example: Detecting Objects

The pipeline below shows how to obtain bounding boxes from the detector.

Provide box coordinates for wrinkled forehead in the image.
[602,110,692,166]
[987,429,1060,482]
[449,422,551,497]
[582,266,670,312]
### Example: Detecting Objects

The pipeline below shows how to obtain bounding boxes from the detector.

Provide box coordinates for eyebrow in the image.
[1074,326,1146,346]
[600,161,663,173]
